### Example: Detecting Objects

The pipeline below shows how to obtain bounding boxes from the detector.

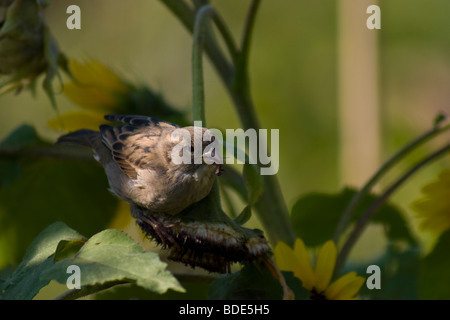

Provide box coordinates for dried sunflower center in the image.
[132,202,271,273]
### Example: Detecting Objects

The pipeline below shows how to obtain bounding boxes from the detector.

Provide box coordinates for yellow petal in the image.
[334,277,365,300]
[69,59,128,93]
[47,110,107,131]
[64,59,130,112]
[419,213,450,234]
[422,170,450,194]
[325,271,357,299]
[274,241,300,274]
[293,238,315,291]
[63,81,119,112]
[274,239,315,291]
[413,199,449,216]
[325,271,365,300]
[412,169,450,235]
[314,240,337,293]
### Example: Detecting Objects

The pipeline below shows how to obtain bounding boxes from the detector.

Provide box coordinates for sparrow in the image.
[57,114,222,215]
[57,114,271,273]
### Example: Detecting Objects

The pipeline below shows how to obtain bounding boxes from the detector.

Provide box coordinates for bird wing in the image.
[104,114,178,129]
[100,115,179,179]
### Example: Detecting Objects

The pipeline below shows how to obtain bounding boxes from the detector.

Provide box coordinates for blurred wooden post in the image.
[338,0,380,187]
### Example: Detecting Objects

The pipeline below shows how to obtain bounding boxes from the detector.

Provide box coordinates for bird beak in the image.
[203,149,223,165]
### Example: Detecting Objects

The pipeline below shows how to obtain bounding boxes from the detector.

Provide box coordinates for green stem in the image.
[226,94,295,245]
[211,11,239,63]
[233,0,261,92]
[220,185,238,218]
[334,122,450,242]
[335,142,450,272]
[240,0,261,68]
[219,165,248,202]
[160,0,233,84]
[192,6,208,123]
[192,5,239,123]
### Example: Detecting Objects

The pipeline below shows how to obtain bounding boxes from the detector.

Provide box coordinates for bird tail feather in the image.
[56,129,100,148]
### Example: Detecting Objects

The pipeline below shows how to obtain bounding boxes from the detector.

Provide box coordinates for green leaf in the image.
[208,262,308,300]
[418,230,450,299]
[41,229,184,297]
[53,239,86,263]
[208,262,282,299]
[0,222,84,300]
[290,188,416,247]
[281,271,309,300]
[0,124,41,149]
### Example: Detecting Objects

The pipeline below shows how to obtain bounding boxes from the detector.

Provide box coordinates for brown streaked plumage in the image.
[57,114,221,215]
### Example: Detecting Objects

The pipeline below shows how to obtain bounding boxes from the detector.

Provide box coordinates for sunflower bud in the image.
[0,0,67,108]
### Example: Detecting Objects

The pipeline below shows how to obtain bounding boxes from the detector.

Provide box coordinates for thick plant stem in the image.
[192,5,238,122]
[256,174,295,245]
[231,0,295,245]
[229,90,294,245]
[191,6,208,123]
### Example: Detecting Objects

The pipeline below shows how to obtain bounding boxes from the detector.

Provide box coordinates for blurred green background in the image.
[1,0,450,267]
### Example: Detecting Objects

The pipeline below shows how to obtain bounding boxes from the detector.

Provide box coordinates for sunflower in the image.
[274,238,365,300]
[412,169,450,234]
[48,59,187,132]
[48,59,129,131]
